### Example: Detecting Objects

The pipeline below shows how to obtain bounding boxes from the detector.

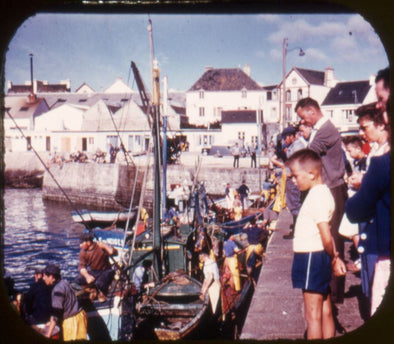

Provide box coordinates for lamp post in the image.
[281,38,305,129]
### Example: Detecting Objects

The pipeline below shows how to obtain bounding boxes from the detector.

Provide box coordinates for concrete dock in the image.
[240,208,375,341]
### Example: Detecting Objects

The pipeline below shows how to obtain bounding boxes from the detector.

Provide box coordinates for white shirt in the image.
[203,258,220,281]
[293,184,335,252]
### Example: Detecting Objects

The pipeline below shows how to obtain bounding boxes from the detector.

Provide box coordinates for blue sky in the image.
[5,12,388,92]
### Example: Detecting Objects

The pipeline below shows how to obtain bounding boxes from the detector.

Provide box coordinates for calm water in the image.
[3,188,85,292]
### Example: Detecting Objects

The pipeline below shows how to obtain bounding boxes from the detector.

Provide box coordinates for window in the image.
[128,135,134,151]
[199,90,204,99]
[46,136,51,151]
[285,106,292,122]
[107,135,119,150]
[297,89,303,100]
[326,110,334,119]
[267,91,272,101]
[238,132,245,140]
[135,135,141,145]
[343,109,353,121]
[286,90,291,102]
[78,99,87,102]
[271,107,277,118]
[20,106,29,111]
[88,137,94,144]
[241,89,247,98]
[199,107,205,117]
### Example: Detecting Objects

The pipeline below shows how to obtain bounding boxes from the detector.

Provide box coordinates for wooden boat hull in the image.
[136,273,209,340]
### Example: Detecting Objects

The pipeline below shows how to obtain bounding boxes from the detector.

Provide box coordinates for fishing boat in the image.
[131,224,210,340]
[136,272,208,340]
[71,208,137,227]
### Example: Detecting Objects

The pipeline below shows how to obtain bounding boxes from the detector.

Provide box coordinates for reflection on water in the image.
[3,188,84,292]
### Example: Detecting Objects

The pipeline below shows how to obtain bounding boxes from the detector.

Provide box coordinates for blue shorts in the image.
[292,251,331,294]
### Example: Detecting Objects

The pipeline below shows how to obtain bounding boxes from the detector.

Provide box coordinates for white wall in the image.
[186,89,266,125]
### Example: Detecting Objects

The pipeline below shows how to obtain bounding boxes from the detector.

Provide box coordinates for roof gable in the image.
[294,67,325,85]
[104,78,134,93]
[322,80,371,106]
[188,68,261,92]
[75,82,95,94]
[221,110,256,124]
[5,96,49,119]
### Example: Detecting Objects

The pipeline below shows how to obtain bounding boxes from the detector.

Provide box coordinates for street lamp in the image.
[281,38,305,129]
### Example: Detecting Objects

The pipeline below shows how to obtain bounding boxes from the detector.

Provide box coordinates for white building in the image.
[321,76,377,131]
[278,67,337,125]
[4,95,50,152]
[186,66,267,126]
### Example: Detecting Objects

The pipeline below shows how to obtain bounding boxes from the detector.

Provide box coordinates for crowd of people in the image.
[5,67,390,341]
[272,67,390,339]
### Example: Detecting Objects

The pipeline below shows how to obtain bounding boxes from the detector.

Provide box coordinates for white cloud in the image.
[303,48,327,61]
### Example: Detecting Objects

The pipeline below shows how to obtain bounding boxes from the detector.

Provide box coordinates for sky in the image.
[4,12,389,93]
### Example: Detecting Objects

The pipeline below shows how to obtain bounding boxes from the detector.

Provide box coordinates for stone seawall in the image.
[5,152,268,209]
[42,163,267,209]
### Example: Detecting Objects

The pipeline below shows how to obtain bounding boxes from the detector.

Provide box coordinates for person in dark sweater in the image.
[21,268,52,325]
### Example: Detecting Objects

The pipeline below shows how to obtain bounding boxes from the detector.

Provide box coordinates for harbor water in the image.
[3,188,85,292]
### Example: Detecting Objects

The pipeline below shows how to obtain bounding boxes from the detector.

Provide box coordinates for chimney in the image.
[29,53,34,95]
[324,67,335,87]
[7,81,12,93]
[205,66,213,72]
[243,63,251,77]
[28,93,37,103]
[369,74,376,86]
[61,79,71,91]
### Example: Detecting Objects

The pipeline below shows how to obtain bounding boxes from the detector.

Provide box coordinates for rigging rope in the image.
[6,109,92,229]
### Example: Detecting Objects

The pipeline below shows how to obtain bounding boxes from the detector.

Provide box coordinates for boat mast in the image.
[148,18,163,280]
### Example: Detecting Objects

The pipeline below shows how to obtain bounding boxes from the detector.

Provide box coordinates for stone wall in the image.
[6,151,268,209]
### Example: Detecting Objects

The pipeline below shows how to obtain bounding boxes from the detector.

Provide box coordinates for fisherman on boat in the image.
[43,264,88,341]
[163,204,181,227]
[74,232,118,302]
[232,195,243,221]
[20,268,52,326]
[222,237,241,292]
[132,259,155,295]
[242,217,269,280]
[199,252,221,314]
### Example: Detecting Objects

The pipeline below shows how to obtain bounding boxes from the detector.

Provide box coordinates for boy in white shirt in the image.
[286,149,346,339]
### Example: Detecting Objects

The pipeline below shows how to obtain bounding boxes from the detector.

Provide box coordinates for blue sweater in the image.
[345,153,391,257]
